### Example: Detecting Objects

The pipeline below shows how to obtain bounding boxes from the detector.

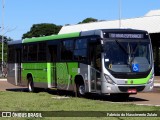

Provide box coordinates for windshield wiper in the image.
[115,40,128,55]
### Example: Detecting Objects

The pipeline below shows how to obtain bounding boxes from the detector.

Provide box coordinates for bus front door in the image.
[90,42,101,92]
[15,49,21,85]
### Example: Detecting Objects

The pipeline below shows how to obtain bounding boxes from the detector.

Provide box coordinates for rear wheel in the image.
[28,77,34,92]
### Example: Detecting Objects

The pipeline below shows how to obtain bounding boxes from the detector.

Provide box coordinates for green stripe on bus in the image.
[127,73,151,84]
[23,32,80,43]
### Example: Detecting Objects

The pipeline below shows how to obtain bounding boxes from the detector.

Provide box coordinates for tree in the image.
[78,17,98,24]
[0,35,12,62]
[22,23,62,39]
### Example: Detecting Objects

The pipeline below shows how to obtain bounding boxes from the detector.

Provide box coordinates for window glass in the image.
[75,39,87,49]
[22,45,28,62]
[38,43,46,61]
[74,38,87,61]
[74,49,87,61]
[8,46,15,63]
[104,40,151,73]
[63,40,73,48]
[28,44,37,61]
[61,40,73,60]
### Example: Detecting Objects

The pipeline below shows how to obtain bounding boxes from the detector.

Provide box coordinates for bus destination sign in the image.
[109,33,144,39]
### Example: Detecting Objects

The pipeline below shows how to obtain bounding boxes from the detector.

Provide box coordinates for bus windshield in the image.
[104,39,152,73]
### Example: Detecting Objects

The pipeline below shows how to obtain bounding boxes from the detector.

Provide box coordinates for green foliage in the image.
[22,18,98,39]
[78,17,98,24]
[0,35,12,62]
[22,23,62,39]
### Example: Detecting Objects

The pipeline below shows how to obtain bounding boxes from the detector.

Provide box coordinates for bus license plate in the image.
[127,89,137,93]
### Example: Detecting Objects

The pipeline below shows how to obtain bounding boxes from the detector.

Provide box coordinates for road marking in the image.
[52,96,70,99]
[136,104,160,107]
[109,101,160,107]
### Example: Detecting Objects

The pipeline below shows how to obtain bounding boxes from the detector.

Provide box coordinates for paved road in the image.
[0,80,27,91]
[0,80,160,106]
[129,92,160,106]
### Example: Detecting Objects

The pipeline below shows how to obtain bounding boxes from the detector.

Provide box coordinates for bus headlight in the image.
[147,74,154,84]
[104,74,115,85]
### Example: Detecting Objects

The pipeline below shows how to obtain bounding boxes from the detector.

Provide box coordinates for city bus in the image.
[7,29,154,98]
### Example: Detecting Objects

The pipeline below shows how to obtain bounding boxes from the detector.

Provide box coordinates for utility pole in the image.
[119,0,122,28]
[1,0,5,72]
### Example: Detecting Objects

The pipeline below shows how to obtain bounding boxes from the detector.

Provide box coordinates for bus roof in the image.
[8,40,22,45]
[22,29,148,44]
[22,32,80,43]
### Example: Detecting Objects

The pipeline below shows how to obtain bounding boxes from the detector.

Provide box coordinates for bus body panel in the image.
[22,63,47,82]
[22,62,79,90]
[22,63,48,88]
[56,62,78,90]
[7,63,16,85]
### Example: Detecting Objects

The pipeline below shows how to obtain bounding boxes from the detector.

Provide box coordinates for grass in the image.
[0,90,160,120]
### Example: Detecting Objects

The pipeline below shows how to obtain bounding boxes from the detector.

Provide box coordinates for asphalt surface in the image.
[0,80,27,91]
[0,79,160,106]
[129,92,160,106]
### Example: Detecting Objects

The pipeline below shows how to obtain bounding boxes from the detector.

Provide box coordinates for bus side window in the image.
[8,46,16,63]
[22,45,28,62]
[48,45,57,62]
[61,40,74,61]
[74,38,87,61]
[38,43,47,61]
[28,44,38,61]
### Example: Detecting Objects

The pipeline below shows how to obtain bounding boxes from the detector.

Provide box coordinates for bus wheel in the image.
[76,83,85,97]
[28,77,34,92]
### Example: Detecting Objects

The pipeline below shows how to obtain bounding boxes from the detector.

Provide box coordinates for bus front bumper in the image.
[101,81,154,94]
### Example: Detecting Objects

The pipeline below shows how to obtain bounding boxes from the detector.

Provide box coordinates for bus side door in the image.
[48,44,58,88]
[89,41,101,92]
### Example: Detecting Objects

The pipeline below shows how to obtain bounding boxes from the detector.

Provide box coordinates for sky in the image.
[0,0,160,40]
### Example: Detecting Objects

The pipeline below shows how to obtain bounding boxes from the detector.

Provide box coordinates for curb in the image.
[154,83,160,87]
[0,79,7,81]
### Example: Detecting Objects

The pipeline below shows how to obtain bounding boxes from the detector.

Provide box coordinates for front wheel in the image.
[76,84,85,97]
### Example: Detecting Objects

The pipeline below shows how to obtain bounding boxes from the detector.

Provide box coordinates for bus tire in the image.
[76,83,85,97]
[28,77,34,92]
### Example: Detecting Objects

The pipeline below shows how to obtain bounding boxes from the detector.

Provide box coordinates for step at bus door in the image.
[15,49,21,85]
[49,44,58,88]
[90,67,101,92]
